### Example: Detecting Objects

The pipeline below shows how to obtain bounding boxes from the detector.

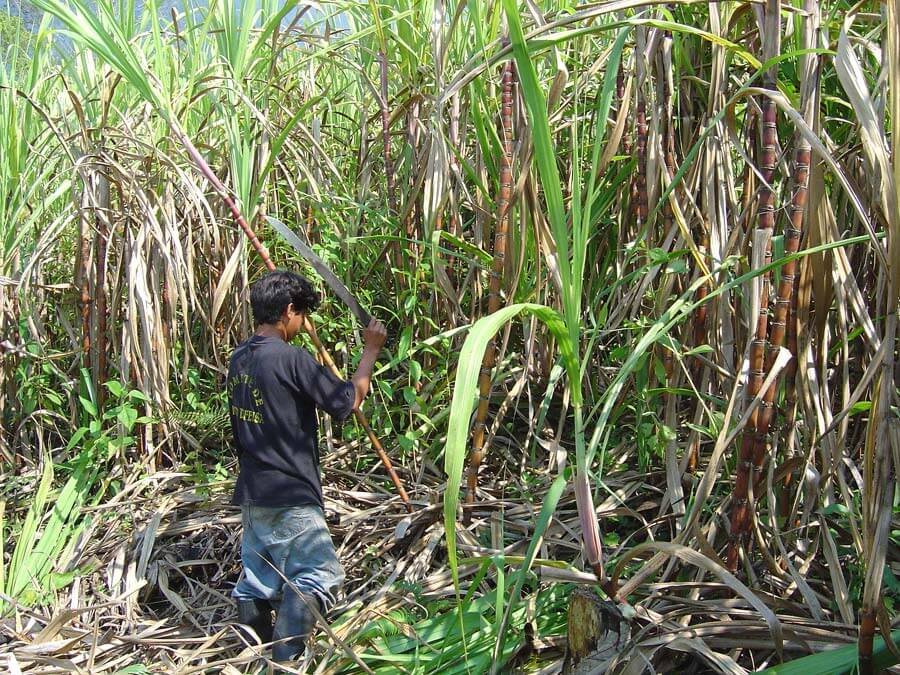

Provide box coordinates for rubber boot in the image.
[272,590,321,663]
[236,598,273,644]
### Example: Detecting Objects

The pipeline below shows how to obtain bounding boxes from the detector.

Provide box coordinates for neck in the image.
[255,323,286,341]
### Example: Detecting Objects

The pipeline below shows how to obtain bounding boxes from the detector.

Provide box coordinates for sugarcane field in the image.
[2,0,900,672]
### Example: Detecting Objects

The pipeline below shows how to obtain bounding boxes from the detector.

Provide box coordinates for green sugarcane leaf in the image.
[490,472,567,673]
[492,555,505,632]
[502,0,570,311]
[444,303,578,603]
[28,0,165,111]
[18,465,92,599]
[757,630,900,674]
[7,459,53,599]
[431,229,492,265]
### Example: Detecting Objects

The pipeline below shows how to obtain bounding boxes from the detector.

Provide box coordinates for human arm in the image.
[350,318,387,410]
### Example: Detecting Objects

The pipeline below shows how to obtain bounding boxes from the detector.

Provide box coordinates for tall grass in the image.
[2,0,899,671]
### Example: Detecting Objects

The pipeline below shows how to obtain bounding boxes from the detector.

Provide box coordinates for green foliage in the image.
[337,582,568,673]
[354,608,418,642]
[1,13,63,279]
[438,7,629,667]
[170,368,231,489]
[13,340,68,419]
[443,304,577,586]
[757,630,900,674]
[68,372,154,463]
[26,0,165,109]
[0,455,97,609]
[0,9,32,83]
[3,0,899,669]
[1,373,154,610]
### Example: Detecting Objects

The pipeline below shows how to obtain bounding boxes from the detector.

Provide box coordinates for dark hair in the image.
[250,271,321,325]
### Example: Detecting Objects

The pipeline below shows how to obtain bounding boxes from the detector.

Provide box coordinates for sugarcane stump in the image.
[562,588,629,674]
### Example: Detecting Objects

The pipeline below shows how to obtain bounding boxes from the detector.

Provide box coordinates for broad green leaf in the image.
[757,629,900,674]
[503,0,571,316]
[444,303,578,601]
[117,406,138,431]
[489,472,567,673]
[79,396,98,418]
[7,459,53,599]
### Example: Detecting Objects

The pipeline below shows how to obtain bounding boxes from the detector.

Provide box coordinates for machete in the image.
[266,215,372,327]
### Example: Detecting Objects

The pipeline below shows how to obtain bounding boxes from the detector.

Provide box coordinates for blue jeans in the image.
[232,505,344,611]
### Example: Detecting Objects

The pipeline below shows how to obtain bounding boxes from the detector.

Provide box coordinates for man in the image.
[227,270,387,663]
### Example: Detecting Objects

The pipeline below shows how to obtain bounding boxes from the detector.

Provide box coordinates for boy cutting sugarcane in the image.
[227,270,386,663]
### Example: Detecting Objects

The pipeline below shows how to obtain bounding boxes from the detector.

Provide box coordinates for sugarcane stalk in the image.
[78,181,92,374]
[686,99,711,475]
[726,77,779,572]
[659,55,676,416]
[779,262,800,522]
[738,105,759,227]
[860,0,899,664]
[686,227,710,473]
[781,0,820,521]
[630,22,648,240]
[305,202,315,243]
[752,143,810,499]
[379,50,396,217]
[859,607,878,673]
[691,237,710,354]
[746,97,783,470]
[162,269,172,351]
[728,0,785,571]
[448,92,462,279]
[466,57,515,519]
[378,49,403,279]
[177,127,412,512]
[575,471,604,581]
[405,100,422,265]
[617,61,631,156]
[95,165,110,407]
[633,99,648,229]
[661,22,709,435]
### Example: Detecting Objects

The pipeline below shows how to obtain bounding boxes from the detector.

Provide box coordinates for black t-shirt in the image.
[227,335,355,507]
